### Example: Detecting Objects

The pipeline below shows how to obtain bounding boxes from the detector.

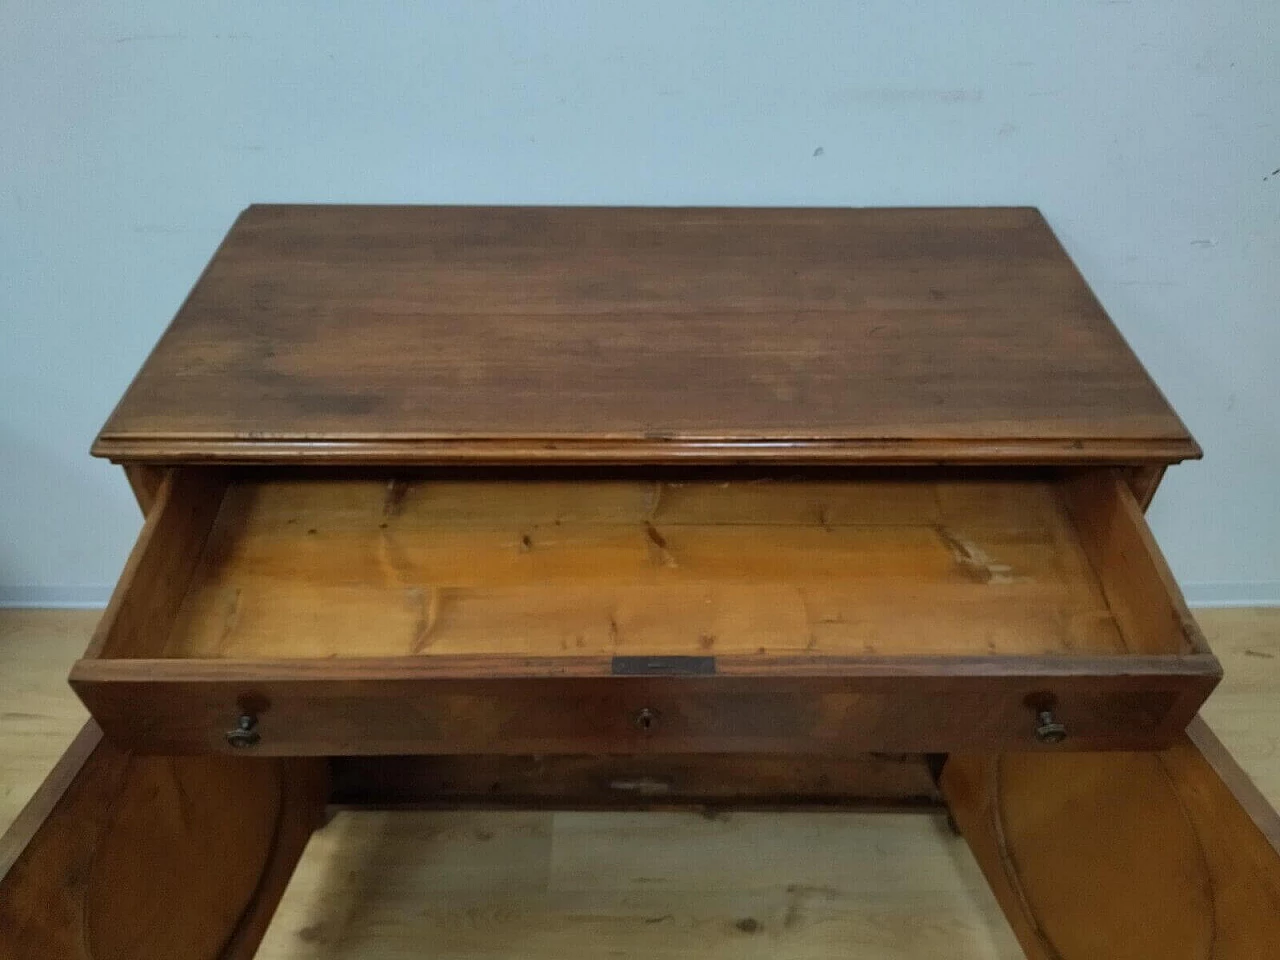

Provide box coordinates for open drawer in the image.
[70,467,1219,756]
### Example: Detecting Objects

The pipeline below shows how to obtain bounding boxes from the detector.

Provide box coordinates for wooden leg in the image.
[122,465,168,514]
[941,715,1280,959]
[1124,465,1166,510]
[0,722,327,959]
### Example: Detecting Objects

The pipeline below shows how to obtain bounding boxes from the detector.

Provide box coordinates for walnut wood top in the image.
[94,205,1198,465]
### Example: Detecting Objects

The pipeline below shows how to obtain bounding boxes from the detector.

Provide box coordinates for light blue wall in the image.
[2,2,1278,605]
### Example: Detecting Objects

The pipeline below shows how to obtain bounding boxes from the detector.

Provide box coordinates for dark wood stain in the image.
[92,205,1199,465]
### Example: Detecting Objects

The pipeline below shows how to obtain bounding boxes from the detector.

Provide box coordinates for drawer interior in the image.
[88,467,1206,664]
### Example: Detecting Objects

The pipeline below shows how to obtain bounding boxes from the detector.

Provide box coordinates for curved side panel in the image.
[0,722,326,960]
[941,717,1280,959]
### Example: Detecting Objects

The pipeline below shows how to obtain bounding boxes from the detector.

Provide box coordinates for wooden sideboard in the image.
[3,206,1277,958]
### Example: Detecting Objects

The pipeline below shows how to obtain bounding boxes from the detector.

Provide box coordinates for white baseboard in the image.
[1181,582,1280,608]
[0,586,114,609]
[3,583,1280,610]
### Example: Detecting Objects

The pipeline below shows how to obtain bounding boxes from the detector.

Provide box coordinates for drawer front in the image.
[72,673,1210,756]
[72,467,1220,756]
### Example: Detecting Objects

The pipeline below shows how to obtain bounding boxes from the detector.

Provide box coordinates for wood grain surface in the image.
[163,472,1136,660]
[92,206,1198,466]
[941,717,1280,959]
[0,719,326,960]
[90,469,1203,663]
[69,669,1213,756]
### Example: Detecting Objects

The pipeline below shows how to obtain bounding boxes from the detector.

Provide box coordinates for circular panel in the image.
[998,752,1214,960]
[85,755,281,960]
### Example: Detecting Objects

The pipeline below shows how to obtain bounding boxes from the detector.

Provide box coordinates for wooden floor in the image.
[2,607,1278,959]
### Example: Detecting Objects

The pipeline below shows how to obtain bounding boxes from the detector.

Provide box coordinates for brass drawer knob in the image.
[634,707,660,733]
[226,713,261,749]
[1034,709,1067,744]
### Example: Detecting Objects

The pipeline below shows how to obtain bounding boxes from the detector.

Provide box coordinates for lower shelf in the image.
[329,751,944,810]
[2,720,1277,959]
